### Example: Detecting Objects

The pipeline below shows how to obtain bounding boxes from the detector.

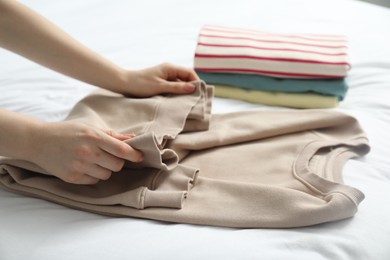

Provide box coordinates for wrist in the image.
[112,69,139,95]
[0,108,46,161]
[116,68,132,94]
[20,120,47,162]
[98,66,133,95]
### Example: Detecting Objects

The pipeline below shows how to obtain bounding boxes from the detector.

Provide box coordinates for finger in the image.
[98,133,143,163]
[162,81,196,94]
[75,175,100,185]
[62,162,109,183]
[174,66,200,81]
[95,149,126,172]
[84,163,113,180]
[105,130,136,141]
[62,172,100,185]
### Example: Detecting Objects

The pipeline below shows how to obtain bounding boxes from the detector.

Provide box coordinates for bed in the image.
[1,0,389,259]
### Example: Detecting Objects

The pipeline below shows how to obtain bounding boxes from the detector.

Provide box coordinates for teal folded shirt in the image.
[197,72,348,100]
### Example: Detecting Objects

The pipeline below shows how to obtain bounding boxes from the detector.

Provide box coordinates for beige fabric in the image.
[0,81,369,228]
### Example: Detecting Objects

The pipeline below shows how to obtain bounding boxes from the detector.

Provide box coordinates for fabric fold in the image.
[124,133,178,171]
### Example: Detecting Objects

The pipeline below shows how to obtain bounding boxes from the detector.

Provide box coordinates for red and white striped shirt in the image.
[194,25,350,79]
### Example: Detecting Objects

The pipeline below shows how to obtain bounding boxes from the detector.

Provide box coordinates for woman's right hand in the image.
[28,121,143,185]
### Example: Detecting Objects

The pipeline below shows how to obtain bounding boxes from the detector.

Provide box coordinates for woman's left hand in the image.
[118,63,200,97]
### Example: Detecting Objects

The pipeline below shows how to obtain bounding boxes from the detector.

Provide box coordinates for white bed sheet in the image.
[1,0,390,259]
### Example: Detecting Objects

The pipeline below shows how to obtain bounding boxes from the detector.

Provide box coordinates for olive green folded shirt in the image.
[197,71,348,100]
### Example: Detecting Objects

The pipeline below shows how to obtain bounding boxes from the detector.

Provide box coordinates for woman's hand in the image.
[118,63,200,97]
[28,122,143,185]
[0,1,200,98]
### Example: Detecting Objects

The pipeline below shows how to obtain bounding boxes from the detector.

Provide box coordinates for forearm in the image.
[0,0,127,92]
[0,108,42,160]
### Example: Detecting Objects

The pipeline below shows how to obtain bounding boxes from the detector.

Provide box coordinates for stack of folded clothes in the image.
[194,25,350,108]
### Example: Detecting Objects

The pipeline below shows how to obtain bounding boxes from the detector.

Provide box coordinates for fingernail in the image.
[184,84,195,93]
